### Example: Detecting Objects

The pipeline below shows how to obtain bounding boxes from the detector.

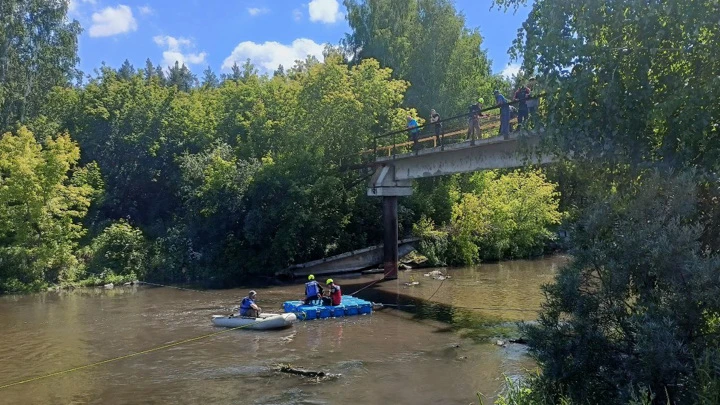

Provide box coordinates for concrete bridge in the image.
[367,131,556,279]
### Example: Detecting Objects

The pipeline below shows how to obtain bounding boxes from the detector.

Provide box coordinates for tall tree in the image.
[0,127,97,292]
[117,59,135,80]
[0,0,81,129]
[166,61,197,91]
[502,0,720,173]
[343,0,494,116]
[201,66,219,88]
[143,58,156,81]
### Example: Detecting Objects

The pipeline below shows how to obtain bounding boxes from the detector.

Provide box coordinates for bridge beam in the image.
[374,134,554,183]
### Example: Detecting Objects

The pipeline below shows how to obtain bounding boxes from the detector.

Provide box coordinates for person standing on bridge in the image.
[467,100,483,141]
[494,90,510,138]
[304,274,324,305]
[514,84,530,127]
[526,77,538,117]
[430,109,442,145]
[407,115,421,150]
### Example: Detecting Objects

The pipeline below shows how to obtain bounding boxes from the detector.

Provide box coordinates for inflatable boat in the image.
[211,312,297,330]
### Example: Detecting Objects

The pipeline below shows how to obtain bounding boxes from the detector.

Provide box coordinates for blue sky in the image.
[69,0,530,78]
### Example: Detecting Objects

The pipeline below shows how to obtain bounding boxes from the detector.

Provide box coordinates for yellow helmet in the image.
[308,275,315,280]
[326,279,333,285]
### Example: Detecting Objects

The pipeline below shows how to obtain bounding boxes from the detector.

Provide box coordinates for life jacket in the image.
[305,281,319,298]
[240,297,254,315]
[329,284,342,306]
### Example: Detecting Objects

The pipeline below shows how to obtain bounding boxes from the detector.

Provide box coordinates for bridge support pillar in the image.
[368,164,412,281]
[382,196,399,280]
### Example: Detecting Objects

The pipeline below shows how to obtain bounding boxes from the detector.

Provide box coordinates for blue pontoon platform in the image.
[282,296,373,320]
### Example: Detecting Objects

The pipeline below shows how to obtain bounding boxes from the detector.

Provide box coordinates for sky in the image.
[69,0,531,79]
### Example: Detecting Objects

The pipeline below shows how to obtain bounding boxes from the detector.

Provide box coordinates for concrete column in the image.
[382,196,398,280]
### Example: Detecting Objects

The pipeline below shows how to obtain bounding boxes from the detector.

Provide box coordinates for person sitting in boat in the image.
[322,279,342,306]
[239,290,261,318]
[304,275,324,305]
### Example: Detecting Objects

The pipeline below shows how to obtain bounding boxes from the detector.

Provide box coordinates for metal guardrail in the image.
[371,94,544,160]
[337,94,544,170]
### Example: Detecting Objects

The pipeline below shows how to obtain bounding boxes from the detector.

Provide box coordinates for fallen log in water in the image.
[275,364,340,379]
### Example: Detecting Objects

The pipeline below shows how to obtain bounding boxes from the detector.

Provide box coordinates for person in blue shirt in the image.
[304,274,324,304]
[239,290,261,318]
[407,115,421,149]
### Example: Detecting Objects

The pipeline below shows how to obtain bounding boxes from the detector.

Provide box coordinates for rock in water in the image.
[103,283,114,289]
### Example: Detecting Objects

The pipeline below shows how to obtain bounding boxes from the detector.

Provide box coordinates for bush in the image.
[412,216,449,266]
[523,172,720,404]
[447,170,562,264]
[82,220,148,280]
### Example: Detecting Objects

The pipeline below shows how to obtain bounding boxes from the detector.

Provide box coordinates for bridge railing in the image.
[368,94,544,161]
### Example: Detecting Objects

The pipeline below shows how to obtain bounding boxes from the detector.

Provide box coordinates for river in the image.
[0,256,565,405]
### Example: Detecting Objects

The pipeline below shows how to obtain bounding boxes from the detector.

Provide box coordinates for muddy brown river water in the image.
[0,256,565,405]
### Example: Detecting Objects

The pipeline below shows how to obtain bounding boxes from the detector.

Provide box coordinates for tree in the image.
[0,127,97,292]
[495,0,720,402]
[524,172,720,404]
[117,59,135,80]
[83,220,148,279]
[222,62,243,82]
[501,0,720,173]
[0,0,81,129]
[201,66,219,89]
[166,61,197,91]
[448,170,562,263]
[143,58,156,81]
[344,0,494,116]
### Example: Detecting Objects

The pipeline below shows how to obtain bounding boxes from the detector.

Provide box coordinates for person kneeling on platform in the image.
[322,279,342,306]
[304,275,324,304]
[239,290,261,318]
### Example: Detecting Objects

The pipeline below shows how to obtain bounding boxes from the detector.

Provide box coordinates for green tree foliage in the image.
[39,56,410,286]
[0,127,97,292]
[82,220,148,279]
[413,170,562,265]
[344,0,500,116]
[0,0,81,129]
[492,0,720,402]
[523,173,720,404]
[502,0,720,173]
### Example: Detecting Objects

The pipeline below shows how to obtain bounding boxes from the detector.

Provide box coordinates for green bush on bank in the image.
[415,170,563,265]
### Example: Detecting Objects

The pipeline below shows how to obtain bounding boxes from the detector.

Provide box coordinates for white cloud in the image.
[501,63,521,79]
[308,0,343,24]
[138,5,153,16]
[222,38,325,72]
[89,5,137,37]
[68,0,95,15]
[247,7,270,16]
[153,35,207,68]
[292,9,303,21]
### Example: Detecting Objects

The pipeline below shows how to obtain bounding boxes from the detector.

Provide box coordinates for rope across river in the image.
[0,320,261,391]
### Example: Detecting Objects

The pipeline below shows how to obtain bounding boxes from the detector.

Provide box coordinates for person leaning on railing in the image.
[526,77,539,116]
[514,84,531,127]
[406,115,421,149]
[494,90,511,137]
[430,109,442,144]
